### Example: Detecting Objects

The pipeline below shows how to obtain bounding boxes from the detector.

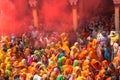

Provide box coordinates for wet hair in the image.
[111,76,117,80]
[108,63,115,71]
[104,68,111,77]
[8,43,13,48]
[2,48,8,52]
[95,62,99,67]
[4,74,9,80]
[57,48,64,53]
[14,74,20,80]
[30,76,33,80]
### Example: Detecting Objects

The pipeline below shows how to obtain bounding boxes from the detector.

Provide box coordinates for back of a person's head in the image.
[4,74,9,80]
[111,76,117,80]
[109,63,115,71]
[14,74,20,80]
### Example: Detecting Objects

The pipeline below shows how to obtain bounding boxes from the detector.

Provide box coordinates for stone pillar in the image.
[29,0,39,28]
[114,5,119,31]
[72,8,78,31]
[114,5,120,44]
[69,0,78,32]
[32,8,39,28]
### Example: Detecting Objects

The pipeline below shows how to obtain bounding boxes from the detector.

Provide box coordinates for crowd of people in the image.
[0,15,120,80]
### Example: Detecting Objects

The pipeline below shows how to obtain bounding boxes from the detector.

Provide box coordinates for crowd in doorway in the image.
[0,15,120,80]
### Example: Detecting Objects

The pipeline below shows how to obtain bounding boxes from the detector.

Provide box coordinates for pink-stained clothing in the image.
[27,55,34,65]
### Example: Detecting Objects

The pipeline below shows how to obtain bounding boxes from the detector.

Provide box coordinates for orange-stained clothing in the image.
[78,50,88,59]
[73,66,81,76]
[92,39,98,49]
[81,70,91,78]
[88,50,97,59]
[65,59,72,65]
[82,59,90,66]
[50,71,57,79]
[90,59,101,70]
[76,76,86,80]
[87,41,92,50]
[62,65,73,75]
[96,68,105,80]
[62,41,70,55]
[47,64,56,72]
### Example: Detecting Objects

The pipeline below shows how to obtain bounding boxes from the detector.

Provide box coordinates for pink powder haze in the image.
[0,0,113,35]
[40,0,72,32]
[0,0,31,36]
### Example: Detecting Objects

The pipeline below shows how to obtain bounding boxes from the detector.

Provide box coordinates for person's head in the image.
[108,63,115,71]
[4,74,9,80]
[57,48,64,53]
[102,31,107,36]
[72,47,77,53]
[42,74,48,80]
[104,70,111,77]
[103,44,107,48]
[111,76,117,80]
[14,74,20,80]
